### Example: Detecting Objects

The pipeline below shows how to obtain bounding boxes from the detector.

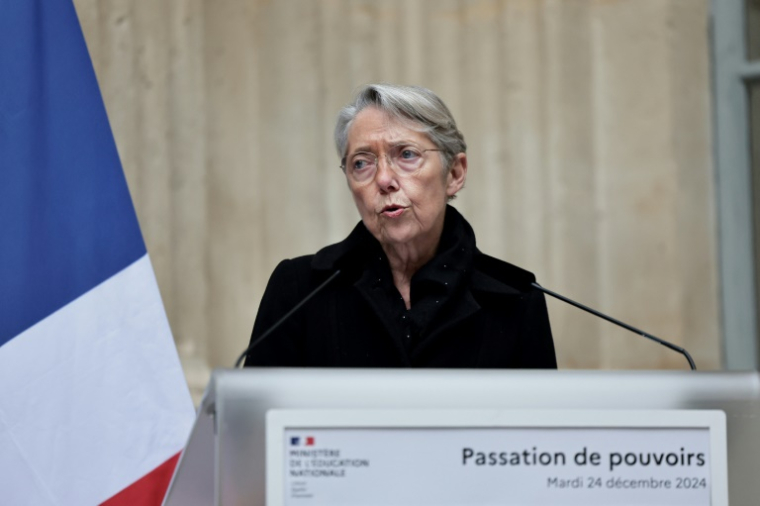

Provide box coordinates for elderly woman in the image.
[244,84,556,368]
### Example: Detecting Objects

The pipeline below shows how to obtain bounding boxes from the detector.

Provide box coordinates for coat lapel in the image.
[409,268,521,361]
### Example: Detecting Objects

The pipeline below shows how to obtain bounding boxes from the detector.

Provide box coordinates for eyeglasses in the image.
[341,145,442,183]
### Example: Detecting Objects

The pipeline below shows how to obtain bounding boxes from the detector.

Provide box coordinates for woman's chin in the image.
[378,225,434,251]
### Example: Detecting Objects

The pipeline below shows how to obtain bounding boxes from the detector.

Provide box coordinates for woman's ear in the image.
[446,153,468,197]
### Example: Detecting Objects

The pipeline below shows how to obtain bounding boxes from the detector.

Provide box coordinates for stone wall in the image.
[74,0,720,401]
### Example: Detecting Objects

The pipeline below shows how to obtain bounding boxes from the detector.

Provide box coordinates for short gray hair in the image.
[334,84,467,172]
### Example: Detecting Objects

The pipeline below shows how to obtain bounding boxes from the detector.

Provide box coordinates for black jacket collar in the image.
[311,205,523,297]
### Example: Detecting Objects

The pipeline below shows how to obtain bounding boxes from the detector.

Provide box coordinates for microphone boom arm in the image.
[234,269,342,368]
[532,282,697,370]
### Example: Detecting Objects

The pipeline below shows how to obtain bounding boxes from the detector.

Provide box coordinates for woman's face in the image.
[344,107,467,253]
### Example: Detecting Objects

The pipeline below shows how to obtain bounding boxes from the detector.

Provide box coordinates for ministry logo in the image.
[290,436,315,446]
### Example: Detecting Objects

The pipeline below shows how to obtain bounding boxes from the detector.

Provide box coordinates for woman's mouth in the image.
[380,205,406,218]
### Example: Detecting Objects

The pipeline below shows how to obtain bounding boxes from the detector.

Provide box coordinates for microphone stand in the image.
[532,282,697,370]
[234,270,342,368]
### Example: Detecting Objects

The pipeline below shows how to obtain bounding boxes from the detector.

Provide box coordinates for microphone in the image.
[234,269,342,368]
[531,282,697,370]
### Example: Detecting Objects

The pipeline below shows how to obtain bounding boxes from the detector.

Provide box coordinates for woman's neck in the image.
[382,232,441,310]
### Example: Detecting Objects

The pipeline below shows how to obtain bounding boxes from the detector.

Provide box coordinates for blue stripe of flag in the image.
[0,0,146,346]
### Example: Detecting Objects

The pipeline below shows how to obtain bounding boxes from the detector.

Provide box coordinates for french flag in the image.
[0,1,195,505]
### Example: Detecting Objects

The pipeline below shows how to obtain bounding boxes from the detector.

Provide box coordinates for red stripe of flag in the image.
[100,452,181,506]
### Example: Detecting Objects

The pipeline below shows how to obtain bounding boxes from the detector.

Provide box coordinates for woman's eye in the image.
[351,154,374,170]
[400,149,419,159]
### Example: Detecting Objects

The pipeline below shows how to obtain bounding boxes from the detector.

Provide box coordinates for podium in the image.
[163,369,760,506]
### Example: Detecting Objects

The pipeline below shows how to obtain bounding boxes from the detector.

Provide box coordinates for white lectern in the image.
[163,369,760,506]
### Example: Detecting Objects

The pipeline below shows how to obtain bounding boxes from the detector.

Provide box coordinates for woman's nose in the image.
[374,156,399,193]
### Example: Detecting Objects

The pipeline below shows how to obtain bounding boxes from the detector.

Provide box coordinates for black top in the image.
[244,206,557,368]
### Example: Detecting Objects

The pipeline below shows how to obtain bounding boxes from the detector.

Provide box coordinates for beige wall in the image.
[74,0,721,400]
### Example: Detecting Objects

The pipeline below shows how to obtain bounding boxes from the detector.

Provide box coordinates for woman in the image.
[244,84,556,368]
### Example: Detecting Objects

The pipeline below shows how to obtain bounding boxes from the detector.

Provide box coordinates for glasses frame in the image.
[340,147,443,173]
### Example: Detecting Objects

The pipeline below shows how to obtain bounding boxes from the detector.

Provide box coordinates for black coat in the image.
[244,206,557,368]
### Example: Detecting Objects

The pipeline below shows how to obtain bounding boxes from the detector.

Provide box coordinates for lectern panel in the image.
[266,410,727,506]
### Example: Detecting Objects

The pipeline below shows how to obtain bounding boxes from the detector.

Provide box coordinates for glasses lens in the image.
[393,147,425,171]
[348,152,376,181]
